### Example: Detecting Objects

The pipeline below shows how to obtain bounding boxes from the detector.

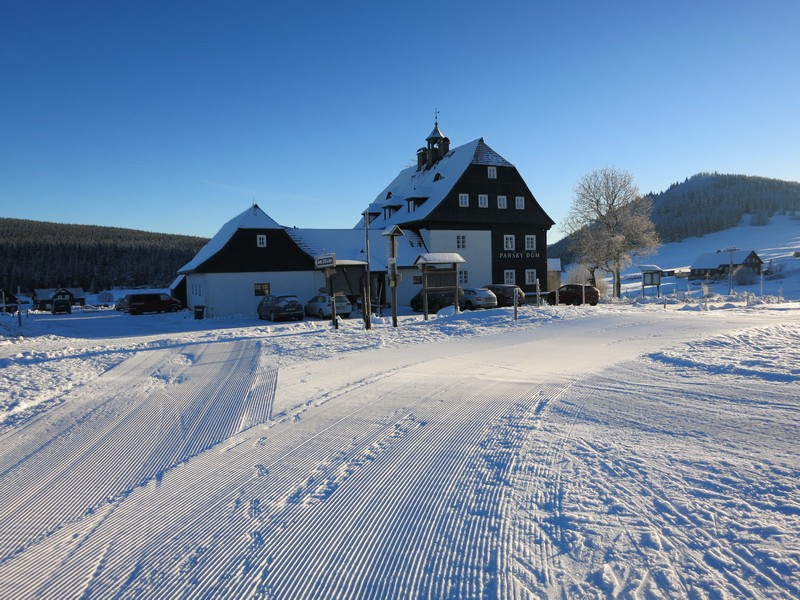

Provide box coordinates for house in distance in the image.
[689,250,764,280]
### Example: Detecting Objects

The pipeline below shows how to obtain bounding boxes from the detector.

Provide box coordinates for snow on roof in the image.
[691,250,759,269]
[169,274,185,290]
[34,287,85,298]
[414,253,466,265]
[354,138,514,229]
[179,204,283,273]
[286,228,427,270]
[639,264,663,272]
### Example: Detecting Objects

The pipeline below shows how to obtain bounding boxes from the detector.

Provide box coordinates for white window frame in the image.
[515,196,525,210]
[459,193,469,207]
[256,234,267,248]
[503,235,515,251]
[525,269,538,286]
[456,234,466,249]
[525,235,536,251]
[497,195,507,209]
[478,194,488,208]
[504,270,516,284]
[487,166,497,179]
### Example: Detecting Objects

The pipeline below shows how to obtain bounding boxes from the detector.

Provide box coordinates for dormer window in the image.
[488,166,497,179]
[406,197,427,212]
[434,173,444,181]
[256,234,267,248]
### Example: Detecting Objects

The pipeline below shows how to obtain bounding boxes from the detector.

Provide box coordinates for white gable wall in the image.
[186,271,325,318]
[393,267,420,308]
[422,229,492,287]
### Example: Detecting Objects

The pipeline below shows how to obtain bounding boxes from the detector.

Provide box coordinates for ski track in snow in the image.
[0,305,798,598]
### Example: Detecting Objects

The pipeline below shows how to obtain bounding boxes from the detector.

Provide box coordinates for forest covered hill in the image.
[0,218,208,293]
[549,173,800,265]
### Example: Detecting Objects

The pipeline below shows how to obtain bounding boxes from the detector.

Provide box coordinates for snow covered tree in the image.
[565,167,660,297]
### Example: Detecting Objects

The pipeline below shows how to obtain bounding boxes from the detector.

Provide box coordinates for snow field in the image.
[0,303,798,598]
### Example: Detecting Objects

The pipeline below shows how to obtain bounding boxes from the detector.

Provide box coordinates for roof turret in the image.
[426,121,445,144]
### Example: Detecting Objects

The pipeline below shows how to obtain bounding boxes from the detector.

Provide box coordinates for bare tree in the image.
[565,167,660,297]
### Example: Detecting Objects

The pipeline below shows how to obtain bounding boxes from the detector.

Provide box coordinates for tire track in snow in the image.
[48,357,553,599]
[0,338,277,580]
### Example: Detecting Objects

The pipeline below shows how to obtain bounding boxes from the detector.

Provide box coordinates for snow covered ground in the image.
[1,294,799,599]
[1,216,799,598]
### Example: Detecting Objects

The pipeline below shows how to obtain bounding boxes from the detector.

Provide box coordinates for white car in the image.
[305,294,353,318]
[459,287,498,310]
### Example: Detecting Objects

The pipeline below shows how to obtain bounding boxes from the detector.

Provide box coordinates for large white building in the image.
[176,122,554,317]
[356,121,554,291]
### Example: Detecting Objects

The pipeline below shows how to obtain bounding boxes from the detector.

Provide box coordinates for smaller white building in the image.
[177,205,426,317]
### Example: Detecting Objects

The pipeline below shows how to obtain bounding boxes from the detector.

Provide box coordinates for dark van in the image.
[127,293,182,315]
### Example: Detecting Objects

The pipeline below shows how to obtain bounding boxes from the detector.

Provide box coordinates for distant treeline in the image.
[651,173,800,242]
[549,173,800,265]
[0,218,208,293]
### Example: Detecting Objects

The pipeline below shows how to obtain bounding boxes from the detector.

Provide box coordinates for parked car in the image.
[458,287,498,310]
[410,288,463,313]
[484,284,526,307]
[127,293,182,315]
[546,284,600,306]
[51,299,72,314]
[257,294,304,321]
[305,293,353,318]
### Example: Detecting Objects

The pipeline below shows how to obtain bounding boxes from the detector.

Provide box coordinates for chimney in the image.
[417,147,427,171]
[438,136,450,158]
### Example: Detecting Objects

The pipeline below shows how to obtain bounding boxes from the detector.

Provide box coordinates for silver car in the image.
[459,287,498,310]
[305,294,353,318]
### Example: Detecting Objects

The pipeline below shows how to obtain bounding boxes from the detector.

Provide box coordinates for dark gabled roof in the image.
[33,287,85,298]
[179,205,284,273]
[472,140,513,167]
[179,204,429,274]
[691,250,761,270]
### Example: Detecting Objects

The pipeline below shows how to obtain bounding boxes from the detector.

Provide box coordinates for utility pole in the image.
[723,246,738,295]
[362,210,372,330]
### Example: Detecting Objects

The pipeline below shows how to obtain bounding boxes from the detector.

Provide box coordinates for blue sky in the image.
[2,1,798,242]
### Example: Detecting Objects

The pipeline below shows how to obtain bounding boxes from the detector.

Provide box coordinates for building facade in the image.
[177,122,554,316]
[356,122,554,293]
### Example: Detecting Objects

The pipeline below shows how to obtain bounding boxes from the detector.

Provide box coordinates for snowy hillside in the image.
[626,213,800,273]
[1,298,798,598]
[611,213,800,300]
